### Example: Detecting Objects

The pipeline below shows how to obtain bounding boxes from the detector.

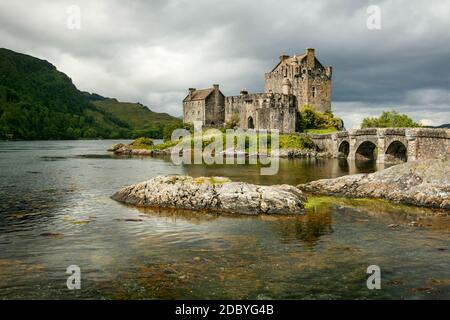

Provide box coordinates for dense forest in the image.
[0,48,180,140]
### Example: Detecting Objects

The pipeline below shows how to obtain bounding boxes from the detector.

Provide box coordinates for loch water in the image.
[0,140,449,299]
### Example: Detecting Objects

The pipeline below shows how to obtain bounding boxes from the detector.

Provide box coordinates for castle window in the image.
[312,87,316,98]
[283,68,287,77]
[295,67,300,76]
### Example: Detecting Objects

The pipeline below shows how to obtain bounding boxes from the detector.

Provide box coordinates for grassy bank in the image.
[128,132,316,152]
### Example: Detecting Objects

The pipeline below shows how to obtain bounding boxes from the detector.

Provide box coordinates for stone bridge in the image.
[311,128,450,163]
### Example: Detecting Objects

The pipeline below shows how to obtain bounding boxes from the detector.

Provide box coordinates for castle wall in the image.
[183,100,205,124]
[225,93,296,133]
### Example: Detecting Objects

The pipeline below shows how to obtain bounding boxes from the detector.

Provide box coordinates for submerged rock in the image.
[276,149,332,159]
[112,176,306,215]
[298,159,450,209]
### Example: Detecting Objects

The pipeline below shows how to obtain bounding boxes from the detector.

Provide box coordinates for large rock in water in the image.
[298,159,450,209]
[112,176,306,215]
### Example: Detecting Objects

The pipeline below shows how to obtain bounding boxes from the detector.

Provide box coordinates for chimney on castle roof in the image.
[306,48,315,69]
[188,88,196,99]
[279,54,289,62]
[325,66,332,78]
[240,88,248,96]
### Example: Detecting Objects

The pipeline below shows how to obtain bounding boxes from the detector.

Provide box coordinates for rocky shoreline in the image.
[298,159,450,209]
[107,142,331,158]
[112,175,306,215]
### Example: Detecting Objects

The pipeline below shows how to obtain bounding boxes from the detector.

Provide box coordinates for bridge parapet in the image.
[348,128,378,136]
[377,128,406,137]
[309,133,333,140]
[332,131,349,139]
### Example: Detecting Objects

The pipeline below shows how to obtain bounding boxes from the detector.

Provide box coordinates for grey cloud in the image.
[0,0,449,127]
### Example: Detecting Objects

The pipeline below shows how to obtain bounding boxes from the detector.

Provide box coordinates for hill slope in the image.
[85,93,181,138]
[0,48,179,140]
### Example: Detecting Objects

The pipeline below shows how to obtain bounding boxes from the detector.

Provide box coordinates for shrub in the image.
[130,137,154,147]
[297,105,343,132]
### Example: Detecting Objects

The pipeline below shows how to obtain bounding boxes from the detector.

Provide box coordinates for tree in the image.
[83,128,98,139]
[361,110,421,128]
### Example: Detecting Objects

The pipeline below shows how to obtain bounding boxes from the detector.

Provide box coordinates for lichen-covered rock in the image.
[112,176,306,215]
[115,145,132,154]
[107,143,126,152]
[298,159,450,209]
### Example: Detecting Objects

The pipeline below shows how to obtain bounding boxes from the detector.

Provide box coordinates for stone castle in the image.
[183,48,332,133]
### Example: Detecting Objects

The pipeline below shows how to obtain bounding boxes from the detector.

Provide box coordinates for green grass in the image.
[279,134,315,149]
[306,128,339,134]
[128,134,315,152]
[130,139,178,151]
[129,132,316,152]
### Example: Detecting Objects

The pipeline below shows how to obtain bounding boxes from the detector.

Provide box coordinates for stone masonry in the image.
[183,48,332,133]
[310,128,450,163]
[264,48,332,113]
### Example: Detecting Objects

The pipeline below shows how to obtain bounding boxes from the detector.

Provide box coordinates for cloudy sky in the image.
[1,0,449,128]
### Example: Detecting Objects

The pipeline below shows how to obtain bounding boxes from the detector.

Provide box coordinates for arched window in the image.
[248,117,254,129]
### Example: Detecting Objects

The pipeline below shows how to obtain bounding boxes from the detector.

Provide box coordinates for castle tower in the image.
[264,48,332,113]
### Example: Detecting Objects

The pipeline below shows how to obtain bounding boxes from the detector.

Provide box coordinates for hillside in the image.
[85,93,181,138]
[0,48,179,140]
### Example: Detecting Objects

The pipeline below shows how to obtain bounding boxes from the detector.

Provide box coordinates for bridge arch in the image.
[355,141,377,161]
[338,140,350,158]
[385,140,407,163]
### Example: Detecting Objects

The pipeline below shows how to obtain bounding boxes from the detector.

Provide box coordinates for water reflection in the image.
[275,211,333,245]
[179,157,387,185]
